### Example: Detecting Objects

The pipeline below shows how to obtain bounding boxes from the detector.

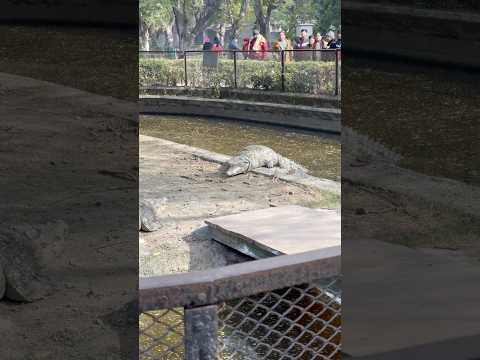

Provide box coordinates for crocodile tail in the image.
[278,156,309,173]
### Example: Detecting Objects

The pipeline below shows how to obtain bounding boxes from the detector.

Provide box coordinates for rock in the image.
[2,246,50,302]
[0,220,68,302]
[139,199,165,232]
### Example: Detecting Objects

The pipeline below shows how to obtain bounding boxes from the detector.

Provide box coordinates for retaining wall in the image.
[140,95,341,133]
[140,87,341,109]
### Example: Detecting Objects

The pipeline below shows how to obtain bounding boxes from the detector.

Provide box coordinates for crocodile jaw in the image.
[226,165,247,176]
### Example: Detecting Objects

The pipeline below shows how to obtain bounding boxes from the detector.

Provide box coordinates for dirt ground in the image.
[0,73,138,359]
[0,25,137,101]
[342,180,480,262]
[139,135,340,276]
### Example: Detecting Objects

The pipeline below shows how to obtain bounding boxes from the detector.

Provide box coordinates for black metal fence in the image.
[139,49,341,96]
[140,246,342,359]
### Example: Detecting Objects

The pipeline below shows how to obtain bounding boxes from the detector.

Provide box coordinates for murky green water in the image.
[140,115,341,181]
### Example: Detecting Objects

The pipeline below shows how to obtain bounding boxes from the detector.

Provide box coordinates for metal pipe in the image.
[184,50,188,87]
[185,305,219,360]
[233,51,237,88]
[335,49,339,96]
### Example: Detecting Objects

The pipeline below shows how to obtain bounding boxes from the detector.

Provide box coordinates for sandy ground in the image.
[342,180,480,262]
[0,73,138,359]
[139,135,340,276]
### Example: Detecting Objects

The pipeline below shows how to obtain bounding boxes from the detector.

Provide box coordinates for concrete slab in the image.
[205,205,341,258]
[342,239,480,357]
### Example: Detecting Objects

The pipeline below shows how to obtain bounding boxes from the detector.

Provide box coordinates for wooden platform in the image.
[205,205,341,259]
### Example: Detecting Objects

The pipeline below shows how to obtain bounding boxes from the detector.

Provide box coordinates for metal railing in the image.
[139,49,341,96]
[140,246,341,359]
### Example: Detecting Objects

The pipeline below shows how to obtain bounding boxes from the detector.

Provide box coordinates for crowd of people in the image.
[202,28,341,61]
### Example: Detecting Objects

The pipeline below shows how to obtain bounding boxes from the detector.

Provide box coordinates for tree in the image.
[139,0,174,50]
[314,0,340,34]
[172,0,224,50]
[221,0,249,41]
[253,0,284,41]
[272,0,313,39]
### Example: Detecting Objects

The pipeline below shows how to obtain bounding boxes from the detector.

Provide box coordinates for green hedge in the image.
[139,57,337,95]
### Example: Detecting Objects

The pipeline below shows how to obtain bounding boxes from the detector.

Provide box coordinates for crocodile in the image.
[342,126,403,166]
[139,200,164,232]
[0,221,68,302]
[225,145,308,176]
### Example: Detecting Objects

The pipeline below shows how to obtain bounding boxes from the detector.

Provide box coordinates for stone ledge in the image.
[140,86,341,109]
[140,95,341,133]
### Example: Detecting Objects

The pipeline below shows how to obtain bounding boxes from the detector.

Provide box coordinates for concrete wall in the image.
[140,95,341,133]
[140,87,341,109]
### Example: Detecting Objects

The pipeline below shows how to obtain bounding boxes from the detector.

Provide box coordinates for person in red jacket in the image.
[212,36,224,53]
[249,29,268,60]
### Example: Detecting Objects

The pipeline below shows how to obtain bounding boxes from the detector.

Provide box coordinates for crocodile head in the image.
[226,157,250,176]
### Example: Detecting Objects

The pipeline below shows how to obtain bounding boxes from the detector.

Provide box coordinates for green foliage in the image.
[272,0,312,38]
[139,0,340,48]
[140,0,174,31]
[313,0,340,34]
[139,56,336,94]
[260,0,341,39]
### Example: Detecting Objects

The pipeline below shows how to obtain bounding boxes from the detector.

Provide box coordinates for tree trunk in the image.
[141,27,150,51]
[139,18,149,51]
[231,0,248,40]
[253,0,277,43]
[173,6,188,50]
[173,0,223,50]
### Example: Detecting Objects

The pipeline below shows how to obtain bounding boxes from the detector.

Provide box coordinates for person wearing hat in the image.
[249,29,268,60]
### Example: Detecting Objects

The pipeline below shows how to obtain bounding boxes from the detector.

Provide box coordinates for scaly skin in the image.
[139,201,162,232]
[226,145,308,176]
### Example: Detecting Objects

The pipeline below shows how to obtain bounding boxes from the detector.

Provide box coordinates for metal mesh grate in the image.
[139,276,341,359]
[140,308,185,359]
[219,277,341,360]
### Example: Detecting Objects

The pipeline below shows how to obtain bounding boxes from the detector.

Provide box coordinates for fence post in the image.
[184,50,188,88]
[233,51,238,89]
[185,304,218,360]
[281,50,285,92]
[335,49,339,96]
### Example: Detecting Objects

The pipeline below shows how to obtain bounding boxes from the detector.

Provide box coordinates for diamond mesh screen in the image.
[139,276,341,360]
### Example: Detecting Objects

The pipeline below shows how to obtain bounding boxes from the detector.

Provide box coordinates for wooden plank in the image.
[205,205,340,257]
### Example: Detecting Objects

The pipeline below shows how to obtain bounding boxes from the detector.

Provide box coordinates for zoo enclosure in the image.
[139,49,341,96]
[140,246,342,360]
